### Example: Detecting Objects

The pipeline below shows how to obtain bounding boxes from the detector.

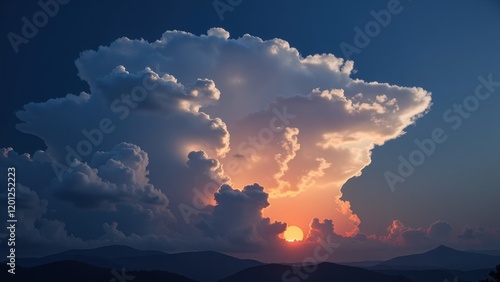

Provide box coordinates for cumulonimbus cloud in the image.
[1,27,436,256]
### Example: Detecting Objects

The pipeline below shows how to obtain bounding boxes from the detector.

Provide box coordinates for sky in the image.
[1,0,499,263]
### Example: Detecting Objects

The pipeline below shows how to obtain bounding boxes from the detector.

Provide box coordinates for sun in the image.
[284,225,304,242]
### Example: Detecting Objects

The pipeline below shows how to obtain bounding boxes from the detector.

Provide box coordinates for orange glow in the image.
[263,186,359,237]
[284,225,304,242]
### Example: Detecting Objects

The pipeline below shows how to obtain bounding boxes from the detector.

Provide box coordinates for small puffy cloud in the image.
[197,183,286,250]
[383,220,407,244]
[457,226,500,248]
[427,220,453,241]
[379,220,455,248]
[458,227,476,240]
[306,218,341,242]
[206,27,230,39]
[382,220,428,246]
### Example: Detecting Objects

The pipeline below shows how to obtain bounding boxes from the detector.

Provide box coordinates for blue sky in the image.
[1,0,499,261]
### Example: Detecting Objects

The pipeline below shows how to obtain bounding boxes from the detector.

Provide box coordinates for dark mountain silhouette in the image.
[372,245,500,271]
[17,245,164,265]
[115,250,262,282]
[0,260,196,282]
[467,249,500,256]
[338,260,383,268]
[60,244,167,258]
[219,262,413,282]
[15,245,261,282]
[9,244,500,281]
[16,245,166,269]
[376,268,492,282]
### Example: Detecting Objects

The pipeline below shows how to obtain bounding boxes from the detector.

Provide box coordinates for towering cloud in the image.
[1,28,434,256]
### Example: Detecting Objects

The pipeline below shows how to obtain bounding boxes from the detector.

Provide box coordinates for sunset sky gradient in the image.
[1,0,499,263]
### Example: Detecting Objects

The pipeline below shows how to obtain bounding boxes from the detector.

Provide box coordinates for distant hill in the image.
[338,260,383,268]
[467,249,500,256]
[8,244,500,281]
[59,244,167,259]
[219,262,413,282]
[376,268,492,282]
[0,260,196,282]
[14,245,262,282]
[116,250,262,282]
[372,245,500,271]
[15,245,165,269]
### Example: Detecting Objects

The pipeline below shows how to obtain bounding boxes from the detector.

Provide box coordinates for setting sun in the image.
[283,225,304,242]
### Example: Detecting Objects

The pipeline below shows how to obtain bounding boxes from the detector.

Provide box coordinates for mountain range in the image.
[2,244,498,281]
[14,245,261,282]
[372,245,500,271]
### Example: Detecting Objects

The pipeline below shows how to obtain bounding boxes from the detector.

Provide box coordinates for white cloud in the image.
[2,27,435,256]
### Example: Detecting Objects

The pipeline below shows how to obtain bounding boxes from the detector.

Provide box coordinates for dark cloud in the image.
[16,66,230,181]
[457,226,500,248]
[52,143,171,214]
[306,218,342,242]
[427,220,452,242]
[458,227,476,240]
[0,184,85,256]
[197,183,286,250]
